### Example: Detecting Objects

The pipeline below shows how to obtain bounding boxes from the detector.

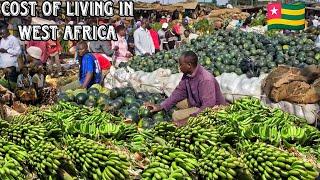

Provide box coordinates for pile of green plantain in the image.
[0,97,319,179]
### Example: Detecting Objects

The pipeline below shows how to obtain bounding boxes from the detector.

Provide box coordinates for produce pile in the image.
[128,29,320,76]
[0,96,319,179]
[58,85,171,128]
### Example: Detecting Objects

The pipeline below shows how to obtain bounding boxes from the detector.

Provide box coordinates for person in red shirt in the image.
[46,40,62,76]
[147,24,160,53]
[172,20,182,48]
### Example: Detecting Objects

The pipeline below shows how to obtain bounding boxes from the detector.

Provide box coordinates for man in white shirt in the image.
[134,18,155,56]
[0,27,21,83]
[0,28,21,69]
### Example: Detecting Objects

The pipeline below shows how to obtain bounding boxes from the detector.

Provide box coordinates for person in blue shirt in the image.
[77,42,102,89]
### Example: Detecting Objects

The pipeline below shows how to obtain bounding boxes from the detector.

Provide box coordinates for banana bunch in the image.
[241,141,319,180]
[301,125,320,144]
[152,122,176,138]
[0,119,9,130]
[281,124,308,144]
[11,114,45,125]
[29,141,70,179]
[142,145,198,180]
[115,123,138,140]
[73,121,120,138]
[0,139,27,179]
[230,97,266,112]
[1,123,48,150]
[246,124,282,146]
[169,125,219,157]
[199,146,249,179]
[67,137,130,180]
[129,130,154,153]
[188,108,224,128]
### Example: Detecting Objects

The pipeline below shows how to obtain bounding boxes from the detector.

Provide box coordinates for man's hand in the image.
[0,48,7,53]
[144,102,162,113]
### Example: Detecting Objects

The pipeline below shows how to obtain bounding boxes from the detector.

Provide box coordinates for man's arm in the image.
[160,79,187,111]
[190,80,217,116]
[81,72,93,89]
[133,31,146,54]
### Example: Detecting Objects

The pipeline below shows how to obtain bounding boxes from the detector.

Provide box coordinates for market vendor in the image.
[146,51,226,127]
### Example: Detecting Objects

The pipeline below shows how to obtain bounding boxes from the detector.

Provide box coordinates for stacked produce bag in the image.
[263,65,320,104]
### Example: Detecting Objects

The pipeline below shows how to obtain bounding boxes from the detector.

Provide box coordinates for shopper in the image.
[172,20,183,48]
[112,25,133,66]
[147,24,160,53]
[158,23,168,50]
[47,39,62,77]
[145,51,226,127]
[164,27,177,50]
[78,41,102,89]
[133,18,155,56]
[0,27,21,82]
[89,21,115,58]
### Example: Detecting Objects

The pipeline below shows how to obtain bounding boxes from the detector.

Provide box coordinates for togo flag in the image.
[267,2,305,31]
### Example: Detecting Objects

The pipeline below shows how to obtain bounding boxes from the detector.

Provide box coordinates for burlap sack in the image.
[285,81,319,104]
[301,65,320,82]
[262,65,308,100]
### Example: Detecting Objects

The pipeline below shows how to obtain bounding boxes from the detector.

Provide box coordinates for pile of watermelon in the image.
[128,29,320,77]
[58,86,172,128]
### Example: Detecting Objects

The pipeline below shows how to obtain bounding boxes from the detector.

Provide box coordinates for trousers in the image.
[172,99,198,127]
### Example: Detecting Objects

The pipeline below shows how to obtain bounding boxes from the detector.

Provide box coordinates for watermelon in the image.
[138,117,155,129]
[110,88,121,99]
[75,93,88,105]
[139,106,151,118]
[153,112,165,122]
[125,96,135,105]
[125,110,139,123]
[87,87,100,95]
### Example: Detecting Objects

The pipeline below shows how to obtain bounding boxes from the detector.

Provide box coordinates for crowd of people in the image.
[0,10,201,104]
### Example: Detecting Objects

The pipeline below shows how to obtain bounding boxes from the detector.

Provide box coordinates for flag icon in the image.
[267,2,305,31]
